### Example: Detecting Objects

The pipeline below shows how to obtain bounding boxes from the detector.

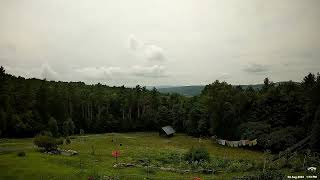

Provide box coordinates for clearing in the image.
[0,133,265,180]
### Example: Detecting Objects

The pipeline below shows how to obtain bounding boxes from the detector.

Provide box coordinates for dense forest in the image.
[156,84,263,96]
[157,85,205,96]
[0,66,319,153]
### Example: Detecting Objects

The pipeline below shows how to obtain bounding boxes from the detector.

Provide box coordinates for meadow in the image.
[2,132,313,180]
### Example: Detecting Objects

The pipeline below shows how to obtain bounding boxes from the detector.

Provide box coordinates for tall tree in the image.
[63,118,75,136]
[310,106,320,152]
[48,117,58,137]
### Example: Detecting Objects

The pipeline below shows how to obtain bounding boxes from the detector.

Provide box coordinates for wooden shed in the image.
[159,126,176,137]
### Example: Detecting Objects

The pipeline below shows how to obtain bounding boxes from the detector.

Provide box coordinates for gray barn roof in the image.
[161,126,176,135]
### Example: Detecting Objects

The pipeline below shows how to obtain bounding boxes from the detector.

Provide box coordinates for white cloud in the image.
[2,1,319,86]
[128,35,142,51]
[128,35,166,62]
[4,64,56,80]
[243,63,269,74]
[74,65,168,82]
[75,66,123,80]
[41,63,59,80]
[217,73,231,80]
[144,45,165,62]
[131,65,167,77]
[5,66,28,77]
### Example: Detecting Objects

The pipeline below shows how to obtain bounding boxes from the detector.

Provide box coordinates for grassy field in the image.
[0,133,268,179]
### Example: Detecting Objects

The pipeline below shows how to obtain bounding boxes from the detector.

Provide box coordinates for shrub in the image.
[48,117,58,137]
[288,152,304,172]
[17,151,26,157]
[267,127,305,152]
[226,160,254,172]
[237,170,285,180]
[155,152,180,165]
[184,146,210,163]
[66,137,71,144]
[256,170,285,180]
[210,158,229,169]
[63,118,75,136]
[56,138,64,145]
[39,130,53,137]
[226,161,243,172]
[239,121,271,149]
[33,135,57,151]
[300,149,320,171]
[80,129,85,136]
[188,159,212,170]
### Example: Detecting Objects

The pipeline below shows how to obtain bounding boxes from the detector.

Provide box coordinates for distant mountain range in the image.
[148,84,264,96]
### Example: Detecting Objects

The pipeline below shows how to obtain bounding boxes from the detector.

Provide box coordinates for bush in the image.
[226,161,243,172]
[56,138,64,145]
[33,135,57,151]
[289,152,304,172]
[48,117,58,137]
[239,121,271,149]
[155,152,180,165]
[39,130,53,137]
[255,170,285,180]
[210,158,229,169]
[17,151,26,157]
[184,146,210,163]
[226,160,254,172]
[267,127,305,152]
[237,170,285,180]
[65,137,71,144]
[63,118,75,136]
[80,129,85,136]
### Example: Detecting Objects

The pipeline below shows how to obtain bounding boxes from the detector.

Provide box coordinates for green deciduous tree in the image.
[63,118,75,136]
[48,117,58,137]
[310,106,320,152]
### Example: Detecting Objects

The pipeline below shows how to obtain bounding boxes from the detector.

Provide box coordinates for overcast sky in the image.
[0,0,319,86]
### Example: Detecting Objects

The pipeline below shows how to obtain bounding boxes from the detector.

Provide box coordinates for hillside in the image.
[0,132,266,179]
[156,84,264,96]
[1,68,319,155]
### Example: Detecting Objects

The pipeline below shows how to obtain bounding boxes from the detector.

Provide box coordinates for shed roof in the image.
[161,126,176,135]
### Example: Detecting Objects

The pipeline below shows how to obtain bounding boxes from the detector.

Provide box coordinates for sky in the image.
[0,0,320,86]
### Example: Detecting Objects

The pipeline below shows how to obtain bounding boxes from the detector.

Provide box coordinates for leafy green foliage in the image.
[33,135,58,151]
[0,133,285,179]
[310,106,320,152]
[267,127,305,152]
[153,152,181,165]
[79,129,85,135]
[184,146,210,163]
[0,66,319,153]
[65,137,71,145]
[38,130,53,137]
[239,170,285,180]
[56,138,64,145]
[63,118,75,136]
[157,85,204,96]
[48,117,58,137]
[17,151,26,157]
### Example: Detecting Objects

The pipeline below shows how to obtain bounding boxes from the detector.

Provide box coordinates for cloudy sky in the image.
[0,0,319,86]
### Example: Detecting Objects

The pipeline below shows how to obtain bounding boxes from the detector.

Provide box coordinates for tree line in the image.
[0,66,319,152]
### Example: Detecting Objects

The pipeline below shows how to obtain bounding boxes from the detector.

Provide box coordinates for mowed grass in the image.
[0,133,264,180]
